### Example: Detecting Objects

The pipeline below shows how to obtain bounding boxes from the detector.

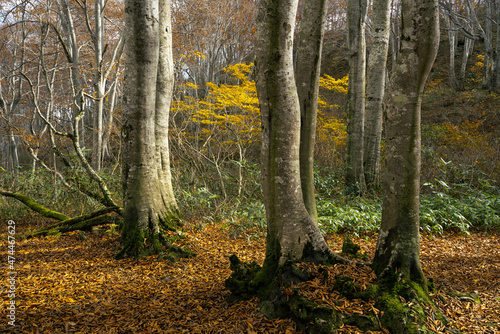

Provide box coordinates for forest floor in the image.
[1,216,499,334]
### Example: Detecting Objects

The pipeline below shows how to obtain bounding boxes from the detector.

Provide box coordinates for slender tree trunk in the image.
[495,8,500,90]
[485,1,494,88]
[102,75,119,161]
[445,15,459,90]
[459,37,474,91]
[372,0,440,288]
[346,0,368,194]
[296,0,328,223]
[155,0,179,216]
[8,130,19,175]
[92,0,104,171]
[118,0,180,259]
[364,0,391,190]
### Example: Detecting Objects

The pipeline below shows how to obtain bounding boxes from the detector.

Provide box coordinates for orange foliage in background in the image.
[434,120,499,182]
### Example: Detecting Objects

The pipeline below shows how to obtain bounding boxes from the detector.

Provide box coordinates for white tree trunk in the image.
[255,0,345,270]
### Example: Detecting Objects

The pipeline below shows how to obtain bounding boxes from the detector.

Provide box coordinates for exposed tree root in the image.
[225,254,451,333]
[115,216,194,261]
[225,255,360,333]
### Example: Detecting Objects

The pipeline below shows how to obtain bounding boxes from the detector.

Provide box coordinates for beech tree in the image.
[372,0,439,287]
[118,0,182,259]
[0,15,25,175]
[440,0,475,91]
[345,0,368,194]
[252,0,352,273]
[296,0,328,223]
[363,0,391,189]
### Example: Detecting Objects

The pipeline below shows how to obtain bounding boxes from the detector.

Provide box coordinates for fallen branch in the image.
[28,215,114,238]
[0,188,122,237]
[0,189,70,221]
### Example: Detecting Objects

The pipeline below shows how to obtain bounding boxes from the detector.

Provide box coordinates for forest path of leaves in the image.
[1,219,499,333]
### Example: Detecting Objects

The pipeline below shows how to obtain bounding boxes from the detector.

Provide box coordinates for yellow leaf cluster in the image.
[319,74,348,94]
[175,63,260,148]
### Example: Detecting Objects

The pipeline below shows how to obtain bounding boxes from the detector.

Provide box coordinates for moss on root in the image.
[224,254,263,300]
[371,280,447,334]
[225,255,344,333]
[115,214,194,261]
[225,255,449,333]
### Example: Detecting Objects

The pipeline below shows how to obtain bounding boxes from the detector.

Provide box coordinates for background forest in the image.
[1,0,498,236]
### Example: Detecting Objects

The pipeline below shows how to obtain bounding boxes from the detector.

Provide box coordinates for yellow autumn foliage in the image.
[173,63,348,165]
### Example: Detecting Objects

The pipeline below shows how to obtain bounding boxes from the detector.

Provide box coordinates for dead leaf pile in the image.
[1,219,498,333]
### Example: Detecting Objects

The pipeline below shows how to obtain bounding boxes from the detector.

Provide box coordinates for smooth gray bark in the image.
[255,0,349,270]
[372,0,440,287]
[156,0,179,215]
[364,0,391,190]
[445,14,459,90]
[92,0,105,171]
[346,0,368,194]
[296,0,328,223]
[119,0,179,258]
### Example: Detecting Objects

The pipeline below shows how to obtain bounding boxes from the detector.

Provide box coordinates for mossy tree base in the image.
[354,274,449,334]
[115,214,194,261]
[226,255,380,333]
[225,255,344,333]
[226,255,450,333]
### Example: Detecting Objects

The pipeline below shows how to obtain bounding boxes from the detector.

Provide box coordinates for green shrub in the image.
[317,197,382,236]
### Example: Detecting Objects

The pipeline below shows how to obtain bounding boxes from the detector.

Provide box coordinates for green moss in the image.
[5,191,70,221]
[224,254,263,299]
[116,210,193,260]
[341,235,361,256]
[333,275,361,298]
[356,284,381,300]
[287,292,342,333]
[371,280,447,334]
[343,314,380,332]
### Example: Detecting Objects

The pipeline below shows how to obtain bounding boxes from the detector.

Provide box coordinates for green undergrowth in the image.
[0,167,122,220]
[2,164,499,238]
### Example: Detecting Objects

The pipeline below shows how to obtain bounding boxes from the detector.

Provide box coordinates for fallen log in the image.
[0,188,122,237]
[28,215,114,238]
[0,189,70,221]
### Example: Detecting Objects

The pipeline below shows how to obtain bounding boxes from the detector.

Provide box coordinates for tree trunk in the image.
[494,8,500,90]
[459,36,474,91]
[372,0,440,288]
[92,0,104,172]
[295,0,328,223]
[8,130,19,175]
[364,0,391,190]
[155,0,179,216]
[346,0,368,194]
[256,0,334,269]
[118,0,181,259]
[445,14,459,90]
[254,0,352,283]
